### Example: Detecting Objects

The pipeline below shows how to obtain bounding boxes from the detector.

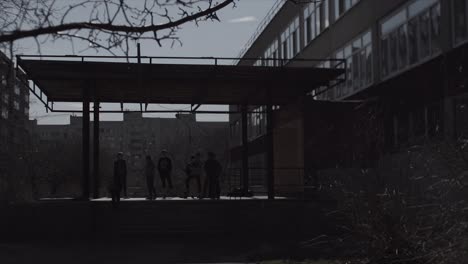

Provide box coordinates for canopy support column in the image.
[93,101,100,199]
[82,86,90,200]
[241,105,249,195]
[266,90,275,200]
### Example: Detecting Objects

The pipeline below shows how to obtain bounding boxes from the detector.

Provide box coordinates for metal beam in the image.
[241,105,249,195]
[93,101,100,199]
[191,104,202,112]
[266,89,275,200]
[82,86,90,200]
[48,109,267,114]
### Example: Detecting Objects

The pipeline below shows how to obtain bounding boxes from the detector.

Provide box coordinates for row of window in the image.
[335,0,360,19]
[380,0,441,79]
[256,0,360,66]
[263,41,280,67]
[304,0,330,46]
[335,30,373,99]
[316,30,373,100]
[281,17,300,61]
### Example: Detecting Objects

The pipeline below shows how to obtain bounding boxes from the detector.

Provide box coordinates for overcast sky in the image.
[16,0,278,124]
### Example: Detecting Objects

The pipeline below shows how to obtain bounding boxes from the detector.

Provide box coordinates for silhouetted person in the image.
[158,149,173,198]
[184,153,202,198]
[204,152,222,199]
[111,152,127,207]
[145,155,156,200]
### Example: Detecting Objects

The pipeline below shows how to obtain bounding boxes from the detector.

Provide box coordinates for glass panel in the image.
[305,17,312,44]
[381,9,407,36]
[454,0,468,44]
[397,24,408,70]
[389,31,398,73]
[292,31,298,55]
[352,51,360,90]
[430,4,441,53]
[352,38,362,51]
[311,12,316,39]
[381,37,389,77]
[365,45,373,85]
[316,7,321,35]
[346,57,353,92]
[323,0,329,28]
[419,11,431,60]
[362,31,372,46]
[408,17,419,64]
[408,0,438,18]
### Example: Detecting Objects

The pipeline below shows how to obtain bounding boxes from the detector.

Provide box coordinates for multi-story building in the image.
[0,51,31,202]
[31,113,228,197]
[230,0,468,194]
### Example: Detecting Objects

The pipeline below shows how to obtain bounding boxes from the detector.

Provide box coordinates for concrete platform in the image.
[1,198,339,242]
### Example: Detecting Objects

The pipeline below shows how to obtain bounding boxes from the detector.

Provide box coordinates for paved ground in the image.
[0,240,289,264]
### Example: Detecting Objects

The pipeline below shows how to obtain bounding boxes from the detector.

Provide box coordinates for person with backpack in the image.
[157,149,173,198]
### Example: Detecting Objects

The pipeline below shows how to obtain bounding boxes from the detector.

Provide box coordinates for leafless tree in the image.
[0,0,237,55]
[0,0,319,55]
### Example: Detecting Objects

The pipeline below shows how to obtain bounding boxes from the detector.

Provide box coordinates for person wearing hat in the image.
[157,149,173,198]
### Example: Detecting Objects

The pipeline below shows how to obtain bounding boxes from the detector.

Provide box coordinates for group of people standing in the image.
[110,150,222,207]
[183,152,222,199]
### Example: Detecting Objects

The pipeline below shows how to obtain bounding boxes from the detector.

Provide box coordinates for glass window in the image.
[408,18,419,64]
[430,4,441,53]
[381,37,389,77]
[311,12,316,40]
[335,0,359,19]
[453,0,468,44]
[408,0,438,18]
[323,0,330,28]
[1,107,8,119]
[14,84,20,95]
[397,24,408,70]
[418,11,431,60]
[381,9,407,36]
[365,45,373,85]
[305,16,312,44]
[13,101,19,110]
[389,31,398,73]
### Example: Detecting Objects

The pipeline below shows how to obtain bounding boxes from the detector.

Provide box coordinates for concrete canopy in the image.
[18,57,344,107]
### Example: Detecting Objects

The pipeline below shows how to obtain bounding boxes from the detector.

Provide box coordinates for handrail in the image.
[17,54,345,65]
[235,0,287,62]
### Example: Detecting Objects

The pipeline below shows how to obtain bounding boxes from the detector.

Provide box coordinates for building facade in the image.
[0,51,32,202]
[31,113,229,198]
[229,0,468,194]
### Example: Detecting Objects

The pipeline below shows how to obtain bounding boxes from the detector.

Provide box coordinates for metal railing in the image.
[235,0,287,62]
[224,167,306,197]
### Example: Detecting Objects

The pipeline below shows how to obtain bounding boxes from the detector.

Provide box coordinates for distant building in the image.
[0,50,31,202]
[31,112,228,197]
[229,0,468,194]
